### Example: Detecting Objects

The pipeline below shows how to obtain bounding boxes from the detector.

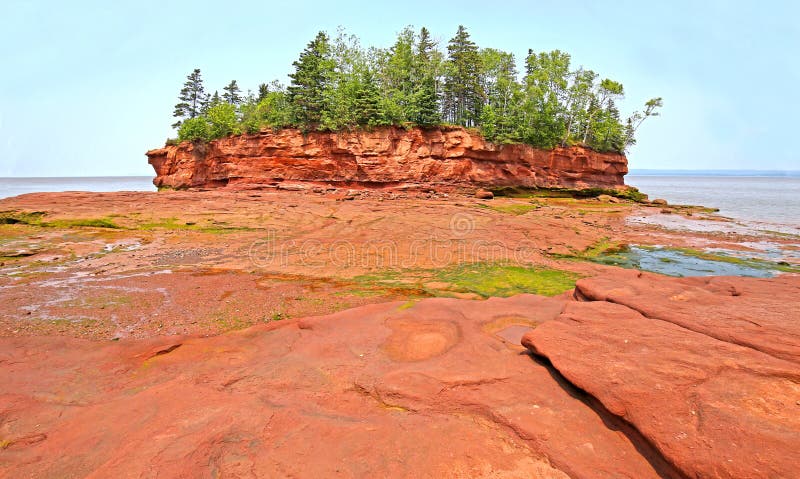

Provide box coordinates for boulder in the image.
[475,188,494,199]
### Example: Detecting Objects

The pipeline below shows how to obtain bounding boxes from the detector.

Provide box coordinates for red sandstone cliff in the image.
[146,126,628,191]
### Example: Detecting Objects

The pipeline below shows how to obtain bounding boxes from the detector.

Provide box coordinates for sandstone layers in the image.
[147,127,628,191]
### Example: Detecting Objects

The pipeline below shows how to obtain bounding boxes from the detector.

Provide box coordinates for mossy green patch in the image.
[44,218,121,229]
[0,211,120,229]
[477,202,540,215]
[137,217,256,234]
[488,186,647,202]
[396,300,418,311]
[352,262,579,298]
[0,211,46,225]
[433,263,578,297]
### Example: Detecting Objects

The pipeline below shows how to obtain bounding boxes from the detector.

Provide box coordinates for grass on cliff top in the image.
[353,262,579,298]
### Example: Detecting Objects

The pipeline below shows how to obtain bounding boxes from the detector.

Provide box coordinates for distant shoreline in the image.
[629,169,800,177]
[2,170,799,180]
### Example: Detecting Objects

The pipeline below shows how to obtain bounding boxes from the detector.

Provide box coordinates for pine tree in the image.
[413,74,441,126]
[172,68,207,128]
[288,32,334,128]
[354,70,383,126]
[416,27,436,64]
[223,80,242,104]
[411,27,441,126]
[257,83,270,102]
[443,25,483,127]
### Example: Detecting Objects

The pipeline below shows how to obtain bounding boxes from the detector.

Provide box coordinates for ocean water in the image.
[1,175,798,234]
[627,175,800,231]
[0,176,155,200]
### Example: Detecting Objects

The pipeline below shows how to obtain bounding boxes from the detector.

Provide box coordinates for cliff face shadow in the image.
[526,352,688,479]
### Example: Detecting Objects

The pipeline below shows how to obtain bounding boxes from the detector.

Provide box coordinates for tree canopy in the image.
[173,26,661,153]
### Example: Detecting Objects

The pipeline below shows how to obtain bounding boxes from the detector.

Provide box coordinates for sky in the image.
[1,0,798,176]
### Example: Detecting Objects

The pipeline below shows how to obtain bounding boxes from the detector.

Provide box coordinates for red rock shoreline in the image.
[1,189,798,477]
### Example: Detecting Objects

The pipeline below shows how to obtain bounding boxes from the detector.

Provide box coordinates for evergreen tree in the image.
[416,27,436,64]
[172,68,208,128]
[443,25,483,127]
[288,31,334,127]
[354,69,383,126]
[413,74,441,126]
[165,27,658,153]
[223,80,242,104]
[202,90,221,115]
[257,83,270,102]
[411,27,441,126]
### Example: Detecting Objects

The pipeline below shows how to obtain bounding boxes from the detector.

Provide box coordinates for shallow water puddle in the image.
[494,324,534,345]
[592,246,790,278]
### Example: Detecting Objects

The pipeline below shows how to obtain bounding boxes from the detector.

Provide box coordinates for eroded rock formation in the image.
[147,127,628,191]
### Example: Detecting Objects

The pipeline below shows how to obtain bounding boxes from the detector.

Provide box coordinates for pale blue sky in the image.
[1,0,798,176]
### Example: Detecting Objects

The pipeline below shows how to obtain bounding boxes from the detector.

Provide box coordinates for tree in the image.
[288,31,335,128]
[411,27,442,126]
[479,48,521,142]
[625,97,663,146]
[222,80,242,105]
[383,27,417,124]
[412,74,441,126]
[257,83,270,102]
[165,27,659,151]
[172,68,208,128]
[520,50,571,149]
[443,25,483,126]
[582,78,624,143]
[561,68,597,145]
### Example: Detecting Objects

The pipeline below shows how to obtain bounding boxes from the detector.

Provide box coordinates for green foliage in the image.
[206,102,240,138]
[177,117,211,142]
[167,27,661,153]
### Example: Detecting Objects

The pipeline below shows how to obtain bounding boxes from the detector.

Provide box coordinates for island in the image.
[0,26,797,479]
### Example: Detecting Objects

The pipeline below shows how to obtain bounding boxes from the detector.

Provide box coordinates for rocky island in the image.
[1,24,798,479]
[147,126,628,191]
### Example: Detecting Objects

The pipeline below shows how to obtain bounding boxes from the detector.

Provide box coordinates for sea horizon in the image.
[2,169,799,179]
[2,173,799,235]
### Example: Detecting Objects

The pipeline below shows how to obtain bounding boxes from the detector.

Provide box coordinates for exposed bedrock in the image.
[146,126,628,191]
[523,271,800,479]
